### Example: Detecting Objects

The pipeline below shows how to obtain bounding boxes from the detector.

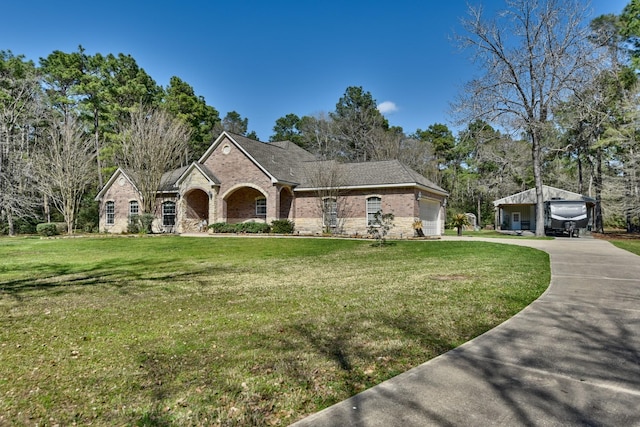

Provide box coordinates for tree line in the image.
[2,0,640,235]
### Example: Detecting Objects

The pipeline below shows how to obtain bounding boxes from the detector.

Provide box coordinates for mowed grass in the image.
[611,239,640,256]
[0,236,549,426]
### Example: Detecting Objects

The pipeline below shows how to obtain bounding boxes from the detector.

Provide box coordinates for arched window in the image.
[105,201,115,225]
[162,201,176,226]
[366,196,382,226]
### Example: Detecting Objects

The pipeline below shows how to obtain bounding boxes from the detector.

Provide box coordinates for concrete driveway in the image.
[291,237,640,426]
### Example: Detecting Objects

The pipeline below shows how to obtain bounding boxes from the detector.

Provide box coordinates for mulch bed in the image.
[592,232,640,240]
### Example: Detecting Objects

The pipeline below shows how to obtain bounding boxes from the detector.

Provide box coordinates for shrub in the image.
[271,219,294,234]
[368,211,395,246]
[208,222,236,233]
[236,222,271,234]
[54,222,68,234]
[37,223,59,237]
[450,213,471,236]
[127,215,141,234]
[208,222,271,233]
[140,214,155,234]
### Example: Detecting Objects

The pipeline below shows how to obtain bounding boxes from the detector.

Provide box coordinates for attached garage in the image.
[419,198,442,236]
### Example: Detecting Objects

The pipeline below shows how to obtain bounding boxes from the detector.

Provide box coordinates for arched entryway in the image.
[183,189,209,232]
[224,186,267,224]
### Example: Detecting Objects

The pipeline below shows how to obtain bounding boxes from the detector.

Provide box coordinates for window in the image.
[105,201,115,225]
[256,198,267,216]
[367,196,382,226]
[129,201,139,224]
[323,197,337,228]
[162,201,176,226]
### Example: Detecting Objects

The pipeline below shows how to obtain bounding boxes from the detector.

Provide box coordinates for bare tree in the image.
[298,113,341,160]
[304,161,350,234]
[0,52,43,235]
[34,115,96,234]
[454,0,600,235]
[115,107,190,215]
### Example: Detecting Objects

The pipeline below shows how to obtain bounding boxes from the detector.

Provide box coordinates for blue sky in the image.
[1,0,630,140]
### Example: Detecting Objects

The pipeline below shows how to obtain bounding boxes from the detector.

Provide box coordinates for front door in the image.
[512,212,521,230]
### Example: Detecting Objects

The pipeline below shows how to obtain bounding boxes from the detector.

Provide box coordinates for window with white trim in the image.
[367,196,382,226]
[323,197,337,228]
[162,201,176,226]
[129,200,139,224]
[256,198,267,216]
[105,201,115,225]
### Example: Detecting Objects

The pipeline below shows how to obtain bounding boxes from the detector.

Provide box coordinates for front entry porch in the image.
[180,188,210,232]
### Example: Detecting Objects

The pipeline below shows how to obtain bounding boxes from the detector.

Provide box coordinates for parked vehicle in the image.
[544,200,589,237]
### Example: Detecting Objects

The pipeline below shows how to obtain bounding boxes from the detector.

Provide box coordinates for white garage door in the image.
[419,199,441,236]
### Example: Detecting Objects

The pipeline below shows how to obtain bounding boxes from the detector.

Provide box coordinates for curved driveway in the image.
[292,237,640,426]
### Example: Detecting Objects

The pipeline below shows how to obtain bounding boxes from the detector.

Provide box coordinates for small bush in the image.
[208,222,236,233]
[37,223,59,237]
[140,214,155,234]
[208,222,271,233]
[127,215,141,234]
[54,222,68,234]
[271,219,294,234]
[236,222,271,234]
[368,211,395,247]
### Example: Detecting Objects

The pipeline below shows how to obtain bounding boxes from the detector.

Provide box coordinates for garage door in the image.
[419,199,441,236]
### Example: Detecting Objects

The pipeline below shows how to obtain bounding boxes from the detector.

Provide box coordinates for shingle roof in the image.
[159,131,447,195]
[227,133,316,184]
[158,165,189,192]
[493,185,596,206]
[294,159,447,194]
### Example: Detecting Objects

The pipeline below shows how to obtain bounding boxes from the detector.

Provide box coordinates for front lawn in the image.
[611,239,640,256]
[0,236,549,426]
[443,228,553,239]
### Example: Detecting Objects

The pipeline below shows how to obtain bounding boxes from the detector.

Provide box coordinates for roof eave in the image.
[295,182,448,196]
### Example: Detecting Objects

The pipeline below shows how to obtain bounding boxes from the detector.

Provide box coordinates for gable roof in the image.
[493,185,596,206]
[175,162,221,188]
[100,131,448,198]
[199,131,317,185]
[95,168,139,200]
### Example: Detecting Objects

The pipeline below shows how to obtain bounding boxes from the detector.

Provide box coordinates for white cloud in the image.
[377,101,398,115]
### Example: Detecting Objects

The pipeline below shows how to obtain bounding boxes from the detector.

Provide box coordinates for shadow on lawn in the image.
[291,242,640,426]
[0,257,236,301]
[280,314,464,406]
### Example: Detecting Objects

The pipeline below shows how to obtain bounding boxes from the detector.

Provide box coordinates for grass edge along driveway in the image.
[0,236,550,426]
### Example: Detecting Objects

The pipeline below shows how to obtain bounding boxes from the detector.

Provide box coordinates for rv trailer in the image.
[544,200,589,237]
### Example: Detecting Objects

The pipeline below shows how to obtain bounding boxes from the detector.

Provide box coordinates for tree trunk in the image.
[44,194,51,223]
[577,148,584,195]
[625,171,632,233]
[594,148,604,234]
[7,212,15,236]
[532,133,545,237]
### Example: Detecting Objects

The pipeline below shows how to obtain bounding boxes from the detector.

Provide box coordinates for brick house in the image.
[96,131,448,237]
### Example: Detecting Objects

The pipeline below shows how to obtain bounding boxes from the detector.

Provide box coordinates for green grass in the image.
[0,236,550,426]
[443,228,553,239]
[611,240,640,256]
